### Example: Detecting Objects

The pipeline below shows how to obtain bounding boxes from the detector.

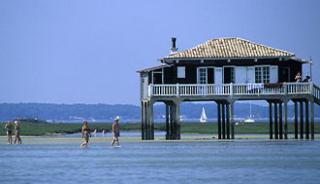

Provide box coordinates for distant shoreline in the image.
[1,121,319,136]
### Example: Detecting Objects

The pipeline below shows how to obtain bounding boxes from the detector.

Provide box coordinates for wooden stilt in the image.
[217,103,221,139]
[305,101,309,139]
[294,101,298,139]
[274,102,278,139]
[226,103,230,139]
[269,102,273,139]
[230,102,235,139]
[170,103,175,139]
[165,103,169,139]
[300,101,304,139]
[146,102,151,140]
[141,101,145,140]
[175,101,181,140]
[284,101,288,139]
[279,102,283,139]
[222,103,226,139]
[150,102,154,140]
[311,101,315,140]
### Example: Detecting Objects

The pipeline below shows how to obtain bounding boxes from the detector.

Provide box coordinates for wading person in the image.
[4,121,13,144]
[80,121,91,147]
[111,116,120,147]
[14,120,22,144]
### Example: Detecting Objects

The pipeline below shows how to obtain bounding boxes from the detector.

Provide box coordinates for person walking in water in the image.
[111,116,120,147]
[14,120,22,144]
[4,121,13,144]
[80,121,91,147]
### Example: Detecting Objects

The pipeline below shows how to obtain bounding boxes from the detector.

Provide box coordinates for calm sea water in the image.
[1,140,320,184]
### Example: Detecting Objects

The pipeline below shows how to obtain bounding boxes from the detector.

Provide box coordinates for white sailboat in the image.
[244,103,255,123]
[200,107,207,123]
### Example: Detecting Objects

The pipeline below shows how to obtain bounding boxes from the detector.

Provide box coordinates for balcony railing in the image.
[148,82,316,98]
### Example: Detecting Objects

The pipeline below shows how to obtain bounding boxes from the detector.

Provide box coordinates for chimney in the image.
[170,37,178,53]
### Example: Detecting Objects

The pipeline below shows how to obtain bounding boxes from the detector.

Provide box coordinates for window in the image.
[198,68,207,84]
[177,66,186,78]
[255,66,270,83]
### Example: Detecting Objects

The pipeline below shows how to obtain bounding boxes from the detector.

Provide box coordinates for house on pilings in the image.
[138,37,320,140]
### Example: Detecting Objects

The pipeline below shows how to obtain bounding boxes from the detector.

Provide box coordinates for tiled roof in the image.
[137,64,170,73]
[163,38,294,60]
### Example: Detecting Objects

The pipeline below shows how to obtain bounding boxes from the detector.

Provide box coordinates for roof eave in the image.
[161,55,296,62]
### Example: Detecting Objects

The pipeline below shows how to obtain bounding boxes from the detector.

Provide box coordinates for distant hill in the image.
[0,103,319,122]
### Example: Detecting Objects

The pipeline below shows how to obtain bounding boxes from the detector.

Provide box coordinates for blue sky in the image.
[0,0,319,105]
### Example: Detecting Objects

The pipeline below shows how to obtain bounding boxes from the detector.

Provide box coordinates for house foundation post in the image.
[300,100,304,139]
[230,101,235,139]
[222,103,226,139]
[217,102,222,139]
[141,101,146,140]
[274,102,278,139]
[294,101,298,139]
[169,102,175,140]
[165,103,170,140]
[284,100,288,139]
[226,103,230,139]
[305,100,310,139]
[268,102,273,139]
[311,100,315,140]
[174,100,181,140]
[279,102,283,139]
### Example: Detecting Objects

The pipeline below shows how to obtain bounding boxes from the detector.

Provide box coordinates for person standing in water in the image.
[111,116,120,147]
[14,120,22,144]
[4,121,13,144]
[80,121,91,147]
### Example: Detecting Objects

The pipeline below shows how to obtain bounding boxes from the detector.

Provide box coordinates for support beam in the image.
[294,101,298,139]
[279,103,283,139]
[165,103,170,140]
[230,102,235,139]
[269,102,273,139]
[150,102,154,140]
[300,101,304,139]
[174,101,181,140]
[311,101,315,140]
[284,101,288,139]
[305,101,309,139]
[226,103,230,139]
[141,101,146,140]
[170,103,175,139]
[222,103,226,139]
[217,103,221,139]
[274,103,278,139]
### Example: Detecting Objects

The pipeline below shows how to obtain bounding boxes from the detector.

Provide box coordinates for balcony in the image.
[147,82,320,102]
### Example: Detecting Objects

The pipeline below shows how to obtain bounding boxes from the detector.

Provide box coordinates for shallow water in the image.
[1,140,320,184]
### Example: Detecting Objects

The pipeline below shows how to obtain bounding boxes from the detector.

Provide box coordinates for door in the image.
[246,67,255,83]
[278,67,290,82]
[214,67,223,85]
[270,66,278,83]
[223,67,235,83]
[235,67,246,83]
[142,74,149,99]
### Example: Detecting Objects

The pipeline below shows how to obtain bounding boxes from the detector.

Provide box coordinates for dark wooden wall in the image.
[148,58,302,84]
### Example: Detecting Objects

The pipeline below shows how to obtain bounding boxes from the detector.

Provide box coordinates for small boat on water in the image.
[200,107,207,123]
[244,103,255,123]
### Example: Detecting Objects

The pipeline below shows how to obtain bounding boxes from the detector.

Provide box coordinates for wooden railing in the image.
[313,84,320,102]
[148,82,315,97]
